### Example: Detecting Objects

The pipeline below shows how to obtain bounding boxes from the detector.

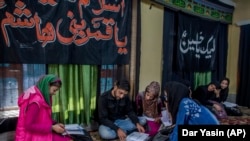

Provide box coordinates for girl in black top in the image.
[213,77,230,103]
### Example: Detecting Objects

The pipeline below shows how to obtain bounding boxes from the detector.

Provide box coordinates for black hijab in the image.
[165,81,190,124]
[219,77,230,102]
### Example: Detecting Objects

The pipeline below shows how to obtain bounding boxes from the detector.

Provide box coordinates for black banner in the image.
[0,0,131,64]
[177,13,219,72]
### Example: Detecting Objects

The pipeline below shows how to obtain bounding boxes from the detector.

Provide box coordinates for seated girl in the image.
[136,81,162,136]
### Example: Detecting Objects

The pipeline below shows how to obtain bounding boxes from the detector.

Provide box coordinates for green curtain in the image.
[194,71,211,90]
[48,64,98,125]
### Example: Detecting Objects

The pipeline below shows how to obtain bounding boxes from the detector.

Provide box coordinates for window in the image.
[0,64,46,111]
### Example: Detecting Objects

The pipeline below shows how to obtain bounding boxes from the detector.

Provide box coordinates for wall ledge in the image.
[236,19,250,26]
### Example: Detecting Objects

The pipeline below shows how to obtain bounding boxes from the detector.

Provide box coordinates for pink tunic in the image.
[15,86,71,141]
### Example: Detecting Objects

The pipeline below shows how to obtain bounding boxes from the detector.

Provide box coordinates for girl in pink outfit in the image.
[15,74,72,141]
[136,81,162,136]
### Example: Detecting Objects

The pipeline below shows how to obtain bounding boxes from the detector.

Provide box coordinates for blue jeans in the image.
[98,117,146,140]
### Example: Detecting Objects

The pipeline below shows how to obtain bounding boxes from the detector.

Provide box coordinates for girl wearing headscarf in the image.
[15,74,72,141]
[136,81,162,136]
[164,81,219,141]
[192,81,228,119]
[213,77,230,103]
[214,78,242,116]
[192,81,222,111]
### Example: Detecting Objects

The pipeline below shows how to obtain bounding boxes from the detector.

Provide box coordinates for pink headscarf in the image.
[143,81,160,118]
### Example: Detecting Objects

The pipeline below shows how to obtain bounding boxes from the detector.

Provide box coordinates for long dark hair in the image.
[220,77,230,88]
[219,77,230,102]
[164,81,190,124]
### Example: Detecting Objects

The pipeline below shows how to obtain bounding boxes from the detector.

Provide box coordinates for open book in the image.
[161,110,172,126]
[223,101,238,108]
[62,124,85,135]
[143,110,172,127]
[126,132,149,141]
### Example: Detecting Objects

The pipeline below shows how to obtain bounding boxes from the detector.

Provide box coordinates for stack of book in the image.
[62,124,85,136]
